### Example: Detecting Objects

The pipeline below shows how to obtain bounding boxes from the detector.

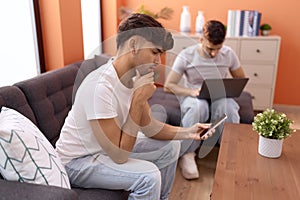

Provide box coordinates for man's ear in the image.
[129,38,136,55]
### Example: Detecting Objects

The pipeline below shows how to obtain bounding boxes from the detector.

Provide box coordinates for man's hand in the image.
[133,70,156,102]
[189,88,201,97]
[186,123,214,140]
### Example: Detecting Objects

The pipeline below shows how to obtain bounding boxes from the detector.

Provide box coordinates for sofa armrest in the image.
[0,179,77,200]
[235,91,255,124]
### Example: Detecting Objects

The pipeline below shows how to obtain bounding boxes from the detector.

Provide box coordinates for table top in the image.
[211,123,300,200]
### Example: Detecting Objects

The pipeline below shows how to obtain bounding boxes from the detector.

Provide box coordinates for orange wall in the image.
[39,0,84,71]
[123,0,300,106]
[39,0,300,106]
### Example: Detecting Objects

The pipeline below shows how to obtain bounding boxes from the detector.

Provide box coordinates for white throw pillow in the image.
[0,107,70,189]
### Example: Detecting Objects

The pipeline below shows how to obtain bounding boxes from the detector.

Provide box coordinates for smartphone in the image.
[200,114,227,137]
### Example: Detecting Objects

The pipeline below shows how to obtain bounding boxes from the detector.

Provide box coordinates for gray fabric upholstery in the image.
[0,55,129,199]
[0,86,37,125]
[14,63,80,146]
[0,179,77,200]
[73,187,129,200]
[234,91,255,124]
[72,54,110,101]
[148,87,182,125]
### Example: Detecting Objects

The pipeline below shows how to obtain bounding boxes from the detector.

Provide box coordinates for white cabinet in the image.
[166,33,281,110]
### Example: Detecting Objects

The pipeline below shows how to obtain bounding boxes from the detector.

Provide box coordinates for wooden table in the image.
[211,123,300,200]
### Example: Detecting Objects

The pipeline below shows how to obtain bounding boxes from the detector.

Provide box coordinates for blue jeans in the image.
[180,96,240,157]
[65,133,180,200]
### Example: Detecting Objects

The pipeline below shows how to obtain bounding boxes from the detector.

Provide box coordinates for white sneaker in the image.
[178,152,199,180]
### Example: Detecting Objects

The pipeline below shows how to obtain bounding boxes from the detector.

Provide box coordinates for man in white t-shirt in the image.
[165,20,246,180]
[55,13,214,200]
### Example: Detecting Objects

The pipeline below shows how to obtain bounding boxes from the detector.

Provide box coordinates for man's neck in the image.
[197,44,212,59]
[112,56,135,88]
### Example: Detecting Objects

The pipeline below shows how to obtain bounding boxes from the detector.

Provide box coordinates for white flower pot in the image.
[258,135,283,158]
[261,30,270,36]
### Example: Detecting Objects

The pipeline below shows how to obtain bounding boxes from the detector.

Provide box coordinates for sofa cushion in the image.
[14,55,111,147]
[0,86,37,125]
[234,91,254,124]
[0,179,77,200]
[72,54,110,100]
[14,64,80,146]
[148,87,181,126]
[0,107,70,189]
[73,187,129,200]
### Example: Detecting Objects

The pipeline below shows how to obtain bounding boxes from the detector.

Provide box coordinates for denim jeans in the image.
[65,132,180,200]
[180,96,240,157]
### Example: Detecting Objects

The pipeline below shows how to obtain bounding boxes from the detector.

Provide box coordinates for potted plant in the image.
[252,109,296,158]
[260,23,272,36]
[118,5,174,21]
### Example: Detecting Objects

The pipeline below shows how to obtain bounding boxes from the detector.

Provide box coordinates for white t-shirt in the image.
[172,44,240,89]
[55,59,134,165]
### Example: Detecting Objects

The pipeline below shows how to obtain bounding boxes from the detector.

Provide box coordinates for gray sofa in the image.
[0,54,129,200]
[0,53,254,200]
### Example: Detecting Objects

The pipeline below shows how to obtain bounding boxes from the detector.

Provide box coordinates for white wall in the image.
[0,0,39,86]
[81,0,102,59]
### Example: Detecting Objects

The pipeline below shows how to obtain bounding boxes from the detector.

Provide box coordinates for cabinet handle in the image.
[256,49,261,53]
[254,73,258,77]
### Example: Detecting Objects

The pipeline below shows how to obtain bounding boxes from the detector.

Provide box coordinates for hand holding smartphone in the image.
[200,114,227,137]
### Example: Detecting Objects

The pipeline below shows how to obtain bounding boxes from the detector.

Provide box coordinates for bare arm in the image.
[230,66,246,78]
[139,102,212,141]
[90,97,145,164]
[164,70,200,97]
[90,71,156,164]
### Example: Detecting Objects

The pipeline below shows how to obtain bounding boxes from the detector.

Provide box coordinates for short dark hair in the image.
[203,20,226,45]
[116,13,174,51]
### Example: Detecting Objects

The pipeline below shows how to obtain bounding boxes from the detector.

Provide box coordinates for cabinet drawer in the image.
[245,87,273,110]
[240,40,278,62]
[243,64,275,85]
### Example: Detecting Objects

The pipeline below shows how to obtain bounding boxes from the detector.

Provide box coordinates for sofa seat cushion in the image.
[0,107,70,189]
[73,187,129,200]
[0,179,76,200]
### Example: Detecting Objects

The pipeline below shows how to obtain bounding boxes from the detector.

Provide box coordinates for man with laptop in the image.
[164,20,247,180]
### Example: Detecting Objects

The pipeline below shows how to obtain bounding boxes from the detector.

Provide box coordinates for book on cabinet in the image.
[227,10,262,37]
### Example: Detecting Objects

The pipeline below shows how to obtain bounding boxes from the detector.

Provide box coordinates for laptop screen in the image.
[197,78,249,100]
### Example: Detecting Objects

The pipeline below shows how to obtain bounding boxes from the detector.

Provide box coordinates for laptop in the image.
[197,78,249,100]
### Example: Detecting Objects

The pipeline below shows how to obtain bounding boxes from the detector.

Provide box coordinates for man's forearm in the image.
[120,101,145,152]
[164,83,194,96]
[141,117,193,140]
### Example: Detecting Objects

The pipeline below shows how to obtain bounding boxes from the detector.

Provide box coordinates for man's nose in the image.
[155,55,161,64]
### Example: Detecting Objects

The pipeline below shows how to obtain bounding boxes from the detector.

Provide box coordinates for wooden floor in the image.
[169,105,300,200]
[169,147,219,200]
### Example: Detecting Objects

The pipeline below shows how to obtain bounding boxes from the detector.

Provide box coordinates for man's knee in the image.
[131,167,161,198]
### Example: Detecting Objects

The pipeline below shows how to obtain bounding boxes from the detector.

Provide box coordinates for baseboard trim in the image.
[273,104,300,112]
